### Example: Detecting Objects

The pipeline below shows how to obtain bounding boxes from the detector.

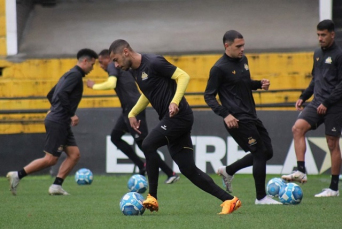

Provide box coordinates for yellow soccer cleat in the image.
[143,194,159,212]
[218,196,241,214]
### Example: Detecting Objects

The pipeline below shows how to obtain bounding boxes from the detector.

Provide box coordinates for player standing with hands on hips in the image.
[205,30,281,205]
[109,39,241,214]
[282,20,342,197]
[7,49,98,195]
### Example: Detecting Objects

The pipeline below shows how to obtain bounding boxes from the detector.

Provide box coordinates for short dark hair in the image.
[223,30,243,45]
[109,39,132,54]
[98,49,110,57]
[317,19,335,32]
[76,48,98,60]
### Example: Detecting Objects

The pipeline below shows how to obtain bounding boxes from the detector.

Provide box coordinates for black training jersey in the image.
[46,65,85,124]
[204,53,261,120]
[131,54,192,120]
[300,42,342,109]
[107,62,140,113]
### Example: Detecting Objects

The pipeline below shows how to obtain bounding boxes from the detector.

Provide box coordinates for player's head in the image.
[77,48,98,74]
[223,30,245,58]
[109,39,133,71]
[317,20,335,49]
[98,49,112,70]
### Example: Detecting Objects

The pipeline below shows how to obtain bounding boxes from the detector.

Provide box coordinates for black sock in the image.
[297,161,306,173]
[329,175,339,191]
[18,169,27,179]
[53,177,64,185]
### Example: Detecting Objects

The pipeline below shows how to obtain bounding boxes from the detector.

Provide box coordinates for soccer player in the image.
[109,39,241,214]
[282,20,342,197]
[86,49,179,183]
[204,30,281,205]
[6,48,98,196]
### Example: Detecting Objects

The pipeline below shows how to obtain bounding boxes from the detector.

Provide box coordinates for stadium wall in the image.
[0,108,332,177]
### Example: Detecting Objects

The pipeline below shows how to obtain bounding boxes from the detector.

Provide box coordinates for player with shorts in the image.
[109,39,241,214]
[7,49,98,195]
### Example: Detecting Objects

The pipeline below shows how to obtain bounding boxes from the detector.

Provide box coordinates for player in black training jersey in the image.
[282,20,342,197]
[7,49,98,196]
[86,49,179,183]
[205,30,281,205]
[109,39,241,214]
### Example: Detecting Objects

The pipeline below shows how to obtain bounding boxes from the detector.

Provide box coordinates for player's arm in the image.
[47,85,56,104]
[90,76,117,90]
[322,55,342,108]
[57,73,80,117]
[128,94,150,118]
[204,66,230,118]
[170,68,190,105]
[250,80,262,90]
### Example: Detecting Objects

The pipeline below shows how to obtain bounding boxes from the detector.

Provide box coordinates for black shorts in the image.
[44,119,77,157]
[225,118,272,153]
[113,110,148,141]
[298,105,342,136]
[153,113,194,155]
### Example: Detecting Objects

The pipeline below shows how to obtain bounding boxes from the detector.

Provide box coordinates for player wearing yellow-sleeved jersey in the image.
[87,49,179,183]
[109,39,241,215]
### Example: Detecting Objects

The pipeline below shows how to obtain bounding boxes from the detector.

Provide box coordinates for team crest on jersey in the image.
[232,70,236,74]
[248,137,257,146]
[141,72,148,80]
[244,64,249,70]
[325,57,332,64]
[316,57,319,61]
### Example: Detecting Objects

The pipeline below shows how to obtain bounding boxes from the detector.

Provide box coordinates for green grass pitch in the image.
[1,174,341,229]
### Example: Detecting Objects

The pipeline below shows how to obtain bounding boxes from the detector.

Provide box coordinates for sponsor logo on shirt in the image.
[244,64,249,71]
[141,72,148,80]
[325,57,332,64]
[248,137,257,146]
[161,125,167,130]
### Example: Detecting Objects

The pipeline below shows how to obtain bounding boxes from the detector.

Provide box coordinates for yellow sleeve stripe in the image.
[92,76,117,90]
[128,94,150,118]
[170,67,190,105]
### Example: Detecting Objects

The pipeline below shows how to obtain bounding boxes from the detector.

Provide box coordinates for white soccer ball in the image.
[120,192,145,216]
[266,177,286,197]
[279,182,303,205]
[127,174,148,193]
[75,168,93,185]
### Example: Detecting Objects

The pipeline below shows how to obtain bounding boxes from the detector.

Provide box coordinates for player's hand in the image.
[317,104,327,115]
[295,99,304,111]
[129,117,142,134]
[224,114,239,129]
[261,79,270,90]
[86,79,95,88]
[71,115,79,126]
[169,103,179,118]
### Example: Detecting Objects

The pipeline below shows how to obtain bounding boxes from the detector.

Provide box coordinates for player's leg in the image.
[7,119,64,195]
[113,114,145,174]
[282,106,319,183]
[315,112,341,197]
[169,132,241,214]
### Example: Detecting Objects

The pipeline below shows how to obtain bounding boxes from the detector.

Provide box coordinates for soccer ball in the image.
[120,192,145,215]
[279,182,303,205]
[127,174,148,193]
[75,168,93,185]
[266,177,286,197]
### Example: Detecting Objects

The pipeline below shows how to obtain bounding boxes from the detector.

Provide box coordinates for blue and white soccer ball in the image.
[127,174,148,193]
[120,192,145,216]
[75,168,93,185]
[266,177,286,197]
[279,182,303,205]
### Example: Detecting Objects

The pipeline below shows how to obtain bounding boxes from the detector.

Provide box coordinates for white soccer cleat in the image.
[6,171,20,196]
[48,184,70,195]
[165,174,180,184]
[281,171,307,184]
[255,196,282,205]
[217,166,234,193]
[314,188,339,197]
